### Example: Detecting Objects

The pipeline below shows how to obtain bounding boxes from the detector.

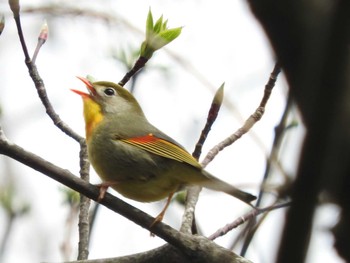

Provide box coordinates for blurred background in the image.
[0,0,343,262]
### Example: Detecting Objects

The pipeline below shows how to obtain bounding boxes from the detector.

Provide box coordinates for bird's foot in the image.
[96,181,117,202]
[150,213,164,228]
[149,214,164,237]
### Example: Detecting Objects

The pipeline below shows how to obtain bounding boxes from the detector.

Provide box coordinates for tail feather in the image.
[200,170,256,204]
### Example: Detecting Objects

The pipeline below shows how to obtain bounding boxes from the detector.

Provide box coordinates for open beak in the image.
[71,76,96,97]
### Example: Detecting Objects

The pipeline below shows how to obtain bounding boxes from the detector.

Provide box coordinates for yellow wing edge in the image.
[120,135,201,169]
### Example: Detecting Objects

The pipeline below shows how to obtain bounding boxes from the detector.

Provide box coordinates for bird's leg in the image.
[96,181,118,202]
[150,192,174,228]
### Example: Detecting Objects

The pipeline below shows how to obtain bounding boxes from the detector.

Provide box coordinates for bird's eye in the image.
[104,88,115,96]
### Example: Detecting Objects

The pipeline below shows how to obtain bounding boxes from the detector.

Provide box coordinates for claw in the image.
[96,181,118,202]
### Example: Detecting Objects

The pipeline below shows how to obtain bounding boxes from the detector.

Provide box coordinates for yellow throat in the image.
[82,97,103,141]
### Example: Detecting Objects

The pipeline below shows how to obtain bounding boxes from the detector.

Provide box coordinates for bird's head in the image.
[72,77,144,115]
[72,76,145,139]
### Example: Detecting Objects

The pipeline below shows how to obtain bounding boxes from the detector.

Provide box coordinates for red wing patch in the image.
[120,134,201,169]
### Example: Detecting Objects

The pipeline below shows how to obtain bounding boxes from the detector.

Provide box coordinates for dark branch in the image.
[118,57,148,87]
[0,132,251,263]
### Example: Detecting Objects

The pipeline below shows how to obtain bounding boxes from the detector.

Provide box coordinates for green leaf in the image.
[140,9,182,59]
[162,19,168,31]
[145,9,154,41]
[158,27,182,44]
[153,15,163,33]
[149,35,167,50]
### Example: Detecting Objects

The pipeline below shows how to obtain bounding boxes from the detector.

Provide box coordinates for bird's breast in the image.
[86,130,182,201]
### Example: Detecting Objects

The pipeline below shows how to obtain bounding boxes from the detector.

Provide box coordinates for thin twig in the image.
[180,85,225,234]
[202,63,281,168]
[77,144,90,260]
[209,201,291,241]
[118,56,148,87]
[31,65,84,142]
[259,62,281,108]
[179,186,201,234]
[180,64,280,237]
[201,108,264,167]
[13,8,83,142]
[240,66,293,257]
[12,11,91,260]
[21,5,270,158]
[193,84,224,160]
[257,94,292,206]
[13,16,30,62]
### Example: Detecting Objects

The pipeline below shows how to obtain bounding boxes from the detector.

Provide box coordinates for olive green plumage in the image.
[73,78,256,204]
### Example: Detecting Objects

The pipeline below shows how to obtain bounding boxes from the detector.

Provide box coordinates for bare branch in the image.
[179,185,201,234]
[180,84,225,234]
[209,201,291,241]
[0,131,252,263]
[77,143,91,260]
[11,9,91,260]
[201,63,281,168]
[118,56,148,87]
[240,92,292,256]
[13,16,30,62]
[193,84,224,160]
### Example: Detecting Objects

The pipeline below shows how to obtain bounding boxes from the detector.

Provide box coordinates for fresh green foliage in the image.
[140,9,182,59]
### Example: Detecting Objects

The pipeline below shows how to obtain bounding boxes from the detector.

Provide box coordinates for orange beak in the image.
[71,76,96,97]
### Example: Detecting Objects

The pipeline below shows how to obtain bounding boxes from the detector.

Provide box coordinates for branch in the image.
[208,201,291,241]
[77,143,91,260]
[240,90,292,256]
[0,129,252,263]
[26,62,84,143]
[179,185,201,234]
[201,62,281,168]
[179,64,280,240]
[118,56,148,87]
[180,85,225,234]
[20,5,268,156]
[11,2,83,143]
[10,3,91,259]
[193,84,224,160]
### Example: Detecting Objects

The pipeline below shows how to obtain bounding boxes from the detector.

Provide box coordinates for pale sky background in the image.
[0,0,344,262]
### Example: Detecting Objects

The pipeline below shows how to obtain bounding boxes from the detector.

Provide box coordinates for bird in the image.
[72,77,256,225]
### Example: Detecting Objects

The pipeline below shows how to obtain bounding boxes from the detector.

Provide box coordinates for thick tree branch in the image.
[63,241,252,263]
[0,128,252,263]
